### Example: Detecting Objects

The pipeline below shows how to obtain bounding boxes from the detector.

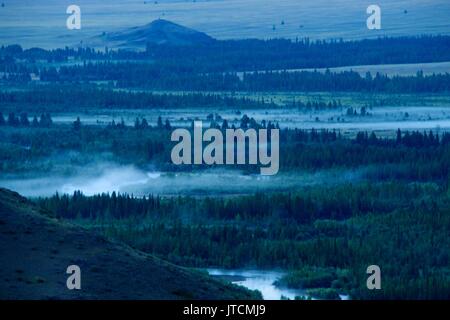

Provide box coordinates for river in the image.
[207,269,350,300]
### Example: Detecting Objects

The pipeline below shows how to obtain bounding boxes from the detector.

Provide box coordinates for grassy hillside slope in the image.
[0,188,260,300]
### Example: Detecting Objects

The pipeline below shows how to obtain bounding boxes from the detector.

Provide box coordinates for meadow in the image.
[2,0,450,48]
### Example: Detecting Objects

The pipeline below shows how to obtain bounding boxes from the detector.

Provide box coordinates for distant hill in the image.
[92,19,215,49]
[0,188,260,300]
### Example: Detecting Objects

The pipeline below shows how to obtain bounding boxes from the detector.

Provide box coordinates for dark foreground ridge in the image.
[0,188,260,300]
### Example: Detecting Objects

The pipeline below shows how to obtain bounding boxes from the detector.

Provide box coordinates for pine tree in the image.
[396,129,402,144]
[19,112,29,126]
[73,117,82,131]
[32,115,39,127]
[134,117,140,129]
[157,116,163,129]
[7,112,18,126]
[164,119,171,130]
[141,118,149,129]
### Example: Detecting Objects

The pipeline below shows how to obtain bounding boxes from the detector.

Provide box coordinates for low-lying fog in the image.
[50,105,450,133]
[5,105,450,198]
[0,163,364,198]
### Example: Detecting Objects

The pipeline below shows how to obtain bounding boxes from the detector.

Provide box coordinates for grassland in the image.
[2,0,450,48]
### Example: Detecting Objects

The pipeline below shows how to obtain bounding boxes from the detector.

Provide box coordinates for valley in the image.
[1,10,449,300]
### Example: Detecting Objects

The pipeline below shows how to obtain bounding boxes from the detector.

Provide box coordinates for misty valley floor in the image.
[1,96,450,299]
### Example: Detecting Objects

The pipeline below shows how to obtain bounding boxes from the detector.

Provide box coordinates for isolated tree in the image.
[32,115,39,127]
[240,114,249,129]
[73,117,81,131]
[396,129,402,144]
[164,119,171,130]
[7,112,18,126]
[39,113,53,127]
[360,107,367,116]
[134,117,141,129]
[19,112,29,126]
[157,116,163,129]
[141,118,149,129]
[221,119,229,130]
[369,132,378,144]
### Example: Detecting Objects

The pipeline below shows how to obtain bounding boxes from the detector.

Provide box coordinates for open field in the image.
[236,61,450,79]
[1,0,450,48]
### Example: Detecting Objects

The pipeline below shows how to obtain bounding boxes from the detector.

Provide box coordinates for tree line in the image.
[2,35,450,72]
[0,87,275,112]
[26,62,450,92]
[18,61,447,92]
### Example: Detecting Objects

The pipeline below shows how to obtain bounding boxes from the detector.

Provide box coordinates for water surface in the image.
[207,268,350,300]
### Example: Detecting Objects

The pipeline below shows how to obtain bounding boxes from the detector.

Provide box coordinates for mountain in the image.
[93,19,215,49]
[0,188,260,300]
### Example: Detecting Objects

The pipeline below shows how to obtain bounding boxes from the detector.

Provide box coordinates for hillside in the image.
[0,188,260,300]
[94,19,215,49]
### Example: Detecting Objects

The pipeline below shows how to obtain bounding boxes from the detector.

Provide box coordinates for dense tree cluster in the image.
[1,112,448,300]
[2,35,450,72]
[0,87,275,112]
[0,111,52,127]
[2,35,450,92]
[29,63,450,92]
[37,181,450,300]
[1,119,449,182]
